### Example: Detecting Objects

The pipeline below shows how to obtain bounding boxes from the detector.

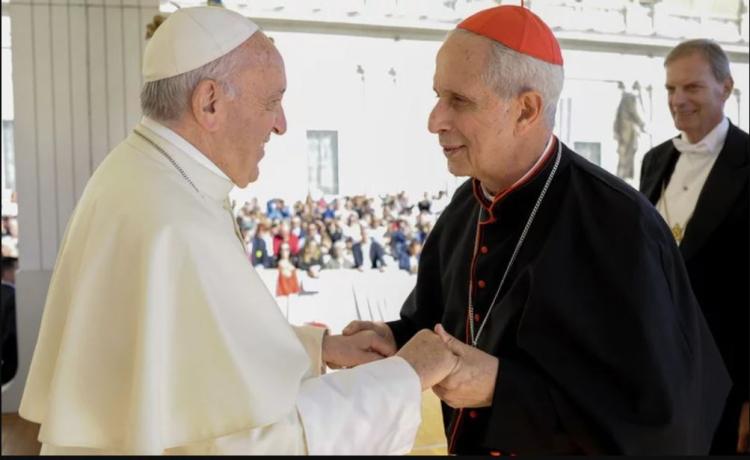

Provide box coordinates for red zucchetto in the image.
[457,5,563,65]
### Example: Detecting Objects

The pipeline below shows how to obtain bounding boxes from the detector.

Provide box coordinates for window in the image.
[574,141,602,166]
[307,130,339,195]
[1,14,14,201]
[1,121,14,193]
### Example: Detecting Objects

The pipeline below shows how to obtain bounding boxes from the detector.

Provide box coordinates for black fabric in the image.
[640,122,749,454]
[388,142,730,454]
[1,283,18,385]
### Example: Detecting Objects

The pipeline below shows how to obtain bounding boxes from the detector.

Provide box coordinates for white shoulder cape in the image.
[19,125,310,454]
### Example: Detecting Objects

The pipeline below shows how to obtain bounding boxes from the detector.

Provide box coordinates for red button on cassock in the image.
[474,313,481,322]
[468,410,478,419]
[480,246,489,254]
[478,280,486,288]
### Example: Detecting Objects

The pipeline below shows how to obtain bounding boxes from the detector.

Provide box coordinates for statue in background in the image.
[613,81,646,180]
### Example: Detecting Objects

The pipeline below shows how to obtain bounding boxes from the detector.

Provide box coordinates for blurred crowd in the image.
[235,190,452,278]
[1,215,19,259]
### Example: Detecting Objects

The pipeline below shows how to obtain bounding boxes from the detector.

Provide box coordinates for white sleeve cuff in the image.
[296,356,422,455]
[291,324,328,377]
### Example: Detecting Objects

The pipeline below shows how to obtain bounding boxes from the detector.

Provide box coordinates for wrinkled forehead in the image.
[439,31,490,65]
[245,32,283,64]
[238,33,285,80]
[435,31,491,82]
[665,52,716,83]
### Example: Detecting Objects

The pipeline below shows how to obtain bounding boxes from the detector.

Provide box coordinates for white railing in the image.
[255,266,417,333]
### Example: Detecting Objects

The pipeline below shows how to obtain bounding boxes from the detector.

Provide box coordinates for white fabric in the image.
[40,410,308,455]
[291,325,327,377]
[657,118,729,241]
[20,123,310,453]
[142,6,259,82]
[20,123,423,455]
[141,116,229,181]
[297,356,422,455]
[39,357,422,456]
[673,117,729,156]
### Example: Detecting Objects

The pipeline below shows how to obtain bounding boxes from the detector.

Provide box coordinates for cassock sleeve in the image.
[483,214,730,454]
[296,356,422,455]
[41,356,422,455]
[291,324,327,377]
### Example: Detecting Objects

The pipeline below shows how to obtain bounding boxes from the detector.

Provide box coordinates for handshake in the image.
[322,321,499,409]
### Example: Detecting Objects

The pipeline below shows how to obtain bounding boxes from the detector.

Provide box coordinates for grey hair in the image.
[452,29,564,128]
[140,42,247,122]
[665,38,732,83]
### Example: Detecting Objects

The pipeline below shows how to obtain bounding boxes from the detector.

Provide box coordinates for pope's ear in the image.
[191,79,224,132]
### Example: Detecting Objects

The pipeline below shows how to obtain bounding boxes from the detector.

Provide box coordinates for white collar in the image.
[676,117,729,157]
[141,116,230,181]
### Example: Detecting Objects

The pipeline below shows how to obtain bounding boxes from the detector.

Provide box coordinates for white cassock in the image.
[18,117,421,455]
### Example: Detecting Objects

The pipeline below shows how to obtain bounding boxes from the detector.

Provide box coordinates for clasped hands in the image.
[322,321,499,409]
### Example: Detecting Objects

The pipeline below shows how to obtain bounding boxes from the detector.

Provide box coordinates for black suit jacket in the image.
[640,122,749,417]
[1,282,17,385]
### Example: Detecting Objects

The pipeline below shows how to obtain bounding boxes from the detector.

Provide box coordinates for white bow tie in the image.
[673,137,710,156]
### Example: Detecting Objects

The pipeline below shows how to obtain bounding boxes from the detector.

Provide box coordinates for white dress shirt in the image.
[656,118,729,244]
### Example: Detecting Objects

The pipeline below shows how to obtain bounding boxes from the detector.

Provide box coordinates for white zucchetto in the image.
[142,6,259,82]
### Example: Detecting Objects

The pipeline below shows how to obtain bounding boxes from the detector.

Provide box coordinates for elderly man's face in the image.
[665,52,731,143]
[428,32,516,191]
[223,36,287,186]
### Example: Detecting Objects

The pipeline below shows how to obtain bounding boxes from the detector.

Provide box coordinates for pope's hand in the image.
[322,330,397,369]
[432,324,499,408]
[397,328,459,391]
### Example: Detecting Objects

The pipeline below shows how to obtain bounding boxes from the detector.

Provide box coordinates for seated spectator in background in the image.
[344,214,364,270]
[398,240,421,275]
[389,219,409,263]
[396,191,411,213]
[301,222,322,248]
[266,198,284,220]
[278,199,291,219]
[250,223,274,269]
[273,222,300,258]
[417,192,432,213]
[298,240,324,274]
[290,216,304,239]
[1,217,19,257]
[235,188,449,274]
[276,243,301,297]
[417,220,433,245]
[326,219,343,244]
[325,241,355,269]
[236,214,254,237]
[362,225,387,271]
[322,202,336,220]
[1,256,18,386]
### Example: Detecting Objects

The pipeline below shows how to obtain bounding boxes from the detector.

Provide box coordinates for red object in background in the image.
[304,321,330,330]
[273,233,300,256]
[276,270,301,296]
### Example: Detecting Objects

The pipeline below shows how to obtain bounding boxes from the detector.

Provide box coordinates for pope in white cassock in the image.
[18,6,458,455]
